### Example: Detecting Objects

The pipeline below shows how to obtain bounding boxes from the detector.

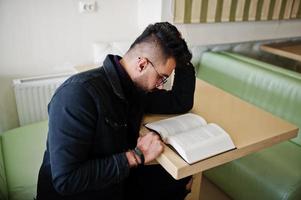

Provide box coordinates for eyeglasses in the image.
[144,58,169,87]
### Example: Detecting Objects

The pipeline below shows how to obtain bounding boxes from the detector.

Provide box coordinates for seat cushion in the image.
[1,121,48,200]
[205,141,301,200]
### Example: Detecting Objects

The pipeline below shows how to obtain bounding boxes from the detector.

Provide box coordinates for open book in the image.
[145,113,235,164]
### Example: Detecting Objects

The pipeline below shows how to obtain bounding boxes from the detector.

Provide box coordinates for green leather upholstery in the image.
[206,141,301,200]
[1,121,48,200]
[197,52,301,200]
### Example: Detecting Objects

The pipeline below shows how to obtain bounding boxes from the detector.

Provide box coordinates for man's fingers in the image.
[136,131,164,163]
[150,134,160,144]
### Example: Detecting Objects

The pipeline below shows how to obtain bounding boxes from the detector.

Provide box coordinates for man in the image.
[37,22,196,200]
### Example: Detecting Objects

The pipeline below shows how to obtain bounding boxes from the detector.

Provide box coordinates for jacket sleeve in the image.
[48,83,129,196]
[144,63,195,114]
[144,62,196,114]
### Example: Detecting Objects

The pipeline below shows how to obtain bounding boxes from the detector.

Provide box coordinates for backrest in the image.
[197,52,301,146]
[1,121,48,200]
[190,37,301,73]
[0,137,8,200]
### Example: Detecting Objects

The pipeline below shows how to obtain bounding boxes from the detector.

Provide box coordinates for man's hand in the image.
[136,132,164,164]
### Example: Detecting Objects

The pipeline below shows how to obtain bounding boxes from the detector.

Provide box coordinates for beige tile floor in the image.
[186,176,232,200]
[199,176,231,200]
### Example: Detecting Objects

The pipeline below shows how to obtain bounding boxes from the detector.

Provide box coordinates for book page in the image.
[145,113,207,140]
[168,123,235,164]
[167,125,219,148]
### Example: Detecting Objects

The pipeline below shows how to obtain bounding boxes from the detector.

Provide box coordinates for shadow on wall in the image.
[0,76,19,133]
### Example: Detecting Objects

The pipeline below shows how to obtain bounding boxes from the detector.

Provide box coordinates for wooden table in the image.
[141,79,298,200]
[261,41,301,62]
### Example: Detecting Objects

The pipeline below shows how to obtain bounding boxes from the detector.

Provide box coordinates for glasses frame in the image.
[144,58,169,87]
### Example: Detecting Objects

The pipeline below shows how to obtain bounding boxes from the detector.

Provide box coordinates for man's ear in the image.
[137,57,148,72]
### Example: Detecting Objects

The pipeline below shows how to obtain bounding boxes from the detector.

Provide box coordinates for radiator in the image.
[13,73,74,126]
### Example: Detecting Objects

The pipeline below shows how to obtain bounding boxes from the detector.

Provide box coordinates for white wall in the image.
[0,77,19,133]
[0,0,140,132]
[0,0,139,77]
[176,20,301,46]
[138,0,162,31]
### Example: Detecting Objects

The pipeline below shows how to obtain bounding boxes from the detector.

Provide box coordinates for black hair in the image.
[130,22,192,67]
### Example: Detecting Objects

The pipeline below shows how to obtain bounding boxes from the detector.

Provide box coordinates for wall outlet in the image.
[79,1,97,13]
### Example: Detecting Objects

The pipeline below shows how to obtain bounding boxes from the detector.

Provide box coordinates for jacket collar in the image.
[103,54,126,100]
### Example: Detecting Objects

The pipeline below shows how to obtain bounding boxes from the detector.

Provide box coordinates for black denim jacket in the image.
[37,55,195,200]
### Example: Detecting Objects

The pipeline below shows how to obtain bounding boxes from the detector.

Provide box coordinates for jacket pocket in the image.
[104,116,127,131]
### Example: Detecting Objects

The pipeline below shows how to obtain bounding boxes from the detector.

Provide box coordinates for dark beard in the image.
[133,81,161,94]
[132,80,149,94]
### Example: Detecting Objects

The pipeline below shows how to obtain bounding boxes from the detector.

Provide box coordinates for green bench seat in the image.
[0,121,48,200]
[197,52,301,200]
